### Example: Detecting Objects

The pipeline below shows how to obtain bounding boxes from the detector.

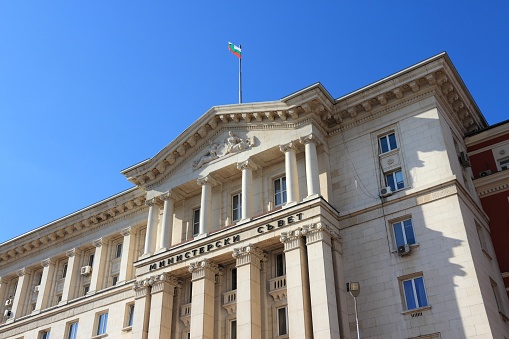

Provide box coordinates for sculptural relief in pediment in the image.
[193,131,256,170]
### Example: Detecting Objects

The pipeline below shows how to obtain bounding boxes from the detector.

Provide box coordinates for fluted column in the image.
[299,134,321,199]
[158,191,175,252]
[280,229,313,339]
[197,176,217,237]
[33,258,56,313]
[118,227,136,284]
[302,223,340,338]
[132,280,151,339]
[237,159,258,221]
[88,238,108,295]
[60,248,81,304]
[9,268,31,321]
[143,198,161,257]
[189,259,219,339]
[279,142,300,205]
[232,244,265,339]
[148,274,181,339]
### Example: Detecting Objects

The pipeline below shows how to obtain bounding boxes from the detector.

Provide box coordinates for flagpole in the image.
[239,45,242,104]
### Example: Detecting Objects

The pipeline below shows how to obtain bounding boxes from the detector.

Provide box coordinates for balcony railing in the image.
[180,303,191,326]
[223,290,237,314]
[269,275,287,301]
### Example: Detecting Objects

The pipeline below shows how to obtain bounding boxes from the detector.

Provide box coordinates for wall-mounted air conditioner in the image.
[380,186,393,198]
[4,298,13,307]
[81,266,92,276]
[459,152,471,168]
[34,285,40,293]
[3,310,12,318]
[479,170,492,177]
[397,244,411,256]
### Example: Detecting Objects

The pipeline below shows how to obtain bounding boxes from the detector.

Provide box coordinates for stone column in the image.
[279,142,300,205]
[88,238,108,295]
[189,259,219,339]
[61,248,81,304]
[0,277,7,315]
[232,244,265,339]
[280,229,313,339]
[9,268,31,321]
[197,176,217,237]
[148,274,181,339]
[158,191,175,252]
[142,198,161,257]
[118,227,136,284]
[237,159,258,222]
[33,258,56,313]
[301,223,340,338]
[299,134,321,199]
[132,281,151,339]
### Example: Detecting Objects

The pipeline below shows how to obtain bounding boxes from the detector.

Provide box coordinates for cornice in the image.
[474,170,509,197]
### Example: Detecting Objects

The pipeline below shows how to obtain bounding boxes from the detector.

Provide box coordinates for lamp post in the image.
[347,282,361,339]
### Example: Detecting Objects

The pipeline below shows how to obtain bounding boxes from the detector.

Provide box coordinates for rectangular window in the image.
[499,157,509,171]
[126,304,135,327]
[84,285,90,296]
[67,322,78,339]
[491,278,504,313]
[274,176,287,206]
[230,319,237,339]
[277,306,288,336]
[386,170,404,191]
[96,312,108,335]
[379,132,398,154]
[62,263,68,278]
[402,276,428,310]
[115,243,123,259]
[88,254,95,267]
[476,222,489,254]
[37,272,43,286]
[275,253,286,277]
[232,193,242,222]
[188,282,193,303]
[231,268,237,290]
[112,276,119,286]
[40,330,50,339]
[393,219,416,247]
[193,208,200,236]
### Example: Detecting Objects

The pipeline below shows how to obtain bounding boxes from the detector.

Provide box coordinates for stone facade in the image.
[1,52,509,339]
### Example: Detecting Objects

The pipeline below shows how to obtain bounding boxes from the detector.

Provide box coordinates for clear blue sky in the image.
[1,1,508,244]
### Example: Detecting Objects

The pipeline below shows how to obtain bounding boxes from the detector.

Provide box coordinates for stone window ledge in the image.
[122,326,132,332]
[91,334,108,339]
[401,305,431,315]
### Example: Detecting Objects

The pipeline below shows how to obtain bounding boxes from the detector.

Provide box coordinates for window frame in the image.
[276,306,288,336]
[385,169,404,192]
[231,267,237,291]
[273,176,287,207]
[231,193,242,222]
[379,132,398,154]
[66,321,79,339]
[39,330,51,339]
[498,157,509,171]
[229,319,237,339]
[399,274,429,311]
[115,243,123,259]
[275,253,286,278]
[125,303,135,328]
[96,312,109,336]
[392,218,416,248]
[192,208,200,237]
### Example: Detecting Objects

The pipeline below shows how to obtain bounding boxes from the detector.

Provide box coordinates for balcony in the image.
[180,303,191,326]
[223,290,236,314]
[269,275,287,301]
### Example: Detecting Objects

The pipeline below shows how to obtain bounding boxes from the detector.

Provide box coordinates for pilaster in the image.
[33,258,56,313]
[118,227,136,284]
[158,191,176,252]
[60,248,81,304]
[132,280,151,339]
[9,268,31,321]
[88,238,108,295]
[142,198,161,257]
[148,274,181,339]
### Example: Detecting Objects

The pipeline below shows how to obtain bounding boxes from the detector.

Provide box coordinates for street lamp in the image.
[347,282,361,339]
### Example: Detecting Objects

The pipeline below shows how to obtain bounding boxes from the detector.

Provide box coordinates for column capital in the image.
[280,229,305,251]
[237,158,258,171]
[279,141,296,153]
[92,238,103,248]
[41,258,55,267]
[301,222,339,246]
[151,274,182,295]
[146,197,163,208]
[120,226,132,237]
[197,175,217,187]
[66,248,81,257]
[299,133,322,146]
[189,259,219,281]
[160,190,177,201]
[16,267,30,277]
[233,244,266,268]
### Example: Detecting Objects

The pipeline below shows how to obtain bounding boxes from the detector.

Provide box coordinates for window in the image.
[232,193,242,222]
[39,330,50,339]
[274,176,287,206]
[379,132,398,154]
[230,319,237,339]
[126,304,135,327]
[231,268,237,290]
[499,157,509,171]
[392,219,416,247]
[193,208,200,236]
[88,254,95,267]
[112,276,119,286]
[491,278,504,313]
[275,253,286,277]
[36,272,43,286]
[83,285,90,296]
[386,170,404,191]
[401,276,428,310]
[476,222,489,255]
[115,243,123,259]
[67,322,78,339]
[62,263,68,278]
[277,306,288,336]
[96,312,108,335]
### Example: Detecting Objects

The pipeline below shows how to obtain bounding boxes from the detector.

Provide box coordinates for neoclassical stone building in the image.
[1,52,509,339]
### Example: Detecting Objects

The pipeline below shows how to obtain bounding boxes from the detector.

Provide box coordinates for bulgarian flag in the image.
[228,42,242,58]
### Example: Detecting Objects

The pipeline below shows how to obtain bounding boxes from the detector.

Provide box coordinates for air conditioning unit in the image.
[34,285,40,293]
[397,244,411,256]
[80,266,92,276]
[3,310,12,318]
[380,186,393,197]
[459,152,471,168]
[4,298,13,307]
[479,170,492,177]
